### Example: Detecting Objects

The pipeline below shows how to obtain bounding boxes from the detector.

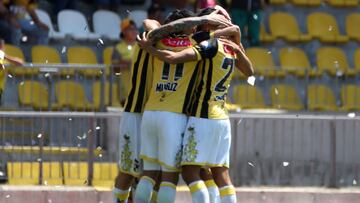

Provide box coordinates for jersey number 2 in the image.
[161,63,184,81]
[215,58,234,92]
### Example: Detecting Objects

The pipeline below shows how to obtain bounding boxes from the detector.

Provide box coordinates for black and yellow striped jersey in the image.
[124,44,153,113]
[144,37,203,114]
[190,38,236,119]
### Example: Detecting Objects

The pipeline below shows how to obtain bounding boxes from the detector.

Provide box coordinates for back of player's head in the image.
[164,9,195,24]
[197,7,216,17]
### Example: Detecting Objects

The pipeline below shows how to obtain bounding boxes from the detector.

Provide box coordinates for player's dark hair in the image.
[197,7,216,17]
[164,9,195,24]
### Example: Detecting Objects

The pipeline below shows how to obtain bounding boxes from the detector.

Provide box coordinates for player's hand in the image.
[206,13,232,28]
[136,32,152,50]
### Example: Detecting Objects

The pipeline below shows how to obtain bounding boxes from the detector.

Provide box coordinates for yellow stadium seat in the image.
[269,12,311,42]
[93,81,121,109]
[279,47,319,77]
[328,0,359,7]
[307,84,338,111]
[269,0,287,5]
[92,162,118,188]
[340,85,360,111]
[67,46,102,77]
[290,0,322,6]
[4,44,38,76]
[103,46,114,76]
[354,49,360,72]
[246,48,285,77]
[270,84,304,110]
[63,162,88,186]
[42,162,63,185]
[260,24,275,43]
[31,45,72,76]
[18,81,60,110]
[7,162,39,185]
[346,13,360,42]
[232,85,267,109]
[55,81,96,111]
[316,47,355,77]
[307,12,349,43]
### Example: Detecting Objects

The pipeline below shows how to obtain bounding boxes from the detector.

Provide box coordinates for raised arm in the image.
[213,25,241,47]
[147,13,232,43]
[220,39,253,77]
[137,34,198,64]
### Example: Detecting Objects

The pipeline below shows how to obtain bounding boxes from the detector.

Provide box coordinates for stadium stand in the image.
[67,46,102,77]
[346,13,360,42]
[232,85,267,109]
[92,81,122,109]
[7,162,39,185]
[35,9,66,40]
[92,162,118,188]
[340,84,360,111]
[307,84,338,111]
[128,10,148,28]
[270,84,304,110]
[63,162,88,186]
[316,46,354,77]
[93,10,122,41]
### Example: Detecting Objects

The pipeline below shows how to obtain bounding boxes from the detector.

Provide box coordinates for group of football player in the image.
[112,5,254,203]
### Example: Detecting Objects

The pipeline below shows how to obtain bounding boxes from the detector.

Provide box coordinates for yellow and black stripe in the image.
[124,45,153,113]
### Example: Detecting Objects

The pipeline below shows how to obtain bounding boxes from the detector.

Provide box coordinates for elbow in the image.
[162,54,178,64]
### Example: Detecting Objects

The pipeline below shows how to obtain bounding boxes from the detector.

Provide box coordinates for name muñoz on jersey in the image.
[144,37,202,114]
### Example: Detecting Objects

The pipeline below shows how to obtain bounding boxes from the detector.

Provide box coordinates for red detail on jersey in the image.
[223,45,236,56]
[161,38,192,47]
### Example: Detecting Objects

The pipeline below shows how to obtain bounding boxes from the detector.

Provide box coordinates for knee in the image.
[181,166,200,184]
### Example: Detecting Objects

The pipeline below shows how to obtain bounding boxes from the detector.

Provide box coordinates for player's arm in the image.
[143,19,161,32]
[213,25,241,47]
[4,54,24,66]
[220,39,253,77]
[147,13,232,43]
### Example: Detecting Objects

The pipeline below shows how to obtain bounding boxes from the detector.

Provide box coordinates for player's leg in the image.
[113,112,142,203]
[182,117,216,203]
[156,112,187,203]
[210,119,236,203]
[200,168,220,203]
[135,111,161,203]
[211,167,236,203]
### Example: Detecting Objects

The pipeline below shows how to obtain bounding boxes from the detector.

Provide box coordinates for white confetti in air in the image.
[248,162,255,167]
[253,14,258,20]
[8,74,13,78]
[237,119,243,125]
[267,51,272,54]
[353,179,357,185]
[0,171,4,176]
[96,126,101,130]
[328,26,333,31]
[84,25,88,31]
[48,199,52,203]
[82,133,87,139]
[66,75,70,79]
[99,154,103,158]
[275,88,279,95]
[37,134,42,138]
[45,59,48,64]
[68,118,72,121]
[61,46,66,54]
[98,38,104,45]
[6,194,10,198]
[21,36,28,42]
[283,161,289,167]
[247,76,256,86]
[30,21,34,25]
[44,180,48,185]
[97,146,102,151]
[37,158,42,162]
[126,10,131,14]
[348,112,356,118]
[115,72,121,76]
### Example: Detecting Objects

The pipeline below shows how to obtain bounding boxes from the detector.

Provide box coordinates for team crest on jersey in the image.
[155,82,178,92]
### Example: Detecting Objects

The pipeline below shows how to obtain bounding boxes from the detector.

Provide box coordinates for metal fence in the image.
[1,110,359,188]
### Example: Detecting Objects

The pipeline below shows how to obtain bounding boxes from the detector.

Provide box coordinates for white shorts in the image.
[119,112,142,177]
[181,117,231,168]
[140,111,187,172]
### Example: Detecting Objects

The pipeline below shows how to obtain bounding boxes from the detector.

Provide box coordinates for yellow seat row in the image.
[270,0,359,7]
[232,84,360,111]
[233,47,360,78]
[18,80,122,111]
[262,12,360,43]
[3,45,118,77]
[7,162,118,188]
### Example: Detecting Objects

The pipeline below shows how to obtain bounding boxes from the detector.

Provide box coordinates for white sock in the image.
[219,185,236,203]
[134,176,155,203]
[189,180,210,203]
[205,180,220,203]
[157,182,177,203]
[113,187,130,203]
